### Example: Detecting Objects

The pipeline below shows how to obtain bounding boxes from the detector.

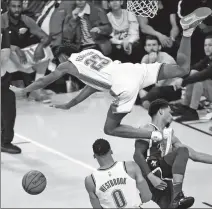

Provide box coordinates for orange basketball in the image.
[22,170,47,195]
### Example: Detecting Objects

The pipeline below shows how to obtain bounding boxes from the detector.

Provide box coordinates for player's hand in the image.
[90,27,101,34]
[158,34,170,48]
[147,173,167,190]
[50,103,70,110]
[34,46,45,62]
[151,131,163,142]
[15,47,27,64]
[148,52,158,63]
[10,86,26,97]
[172,78,183,91]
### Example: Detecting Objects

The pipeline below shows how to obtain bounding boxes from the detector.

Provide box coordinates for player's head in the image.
[107,0,123,10]
[93,138,113,161]
[8,0,23,18]
[76,0,87,9]
[148,99,172,127]
[144,35,161,54]
[204,35,212,58]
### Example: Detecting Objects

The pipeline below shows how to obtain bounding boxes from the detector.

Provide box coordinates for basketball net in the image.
[127,0,158,18]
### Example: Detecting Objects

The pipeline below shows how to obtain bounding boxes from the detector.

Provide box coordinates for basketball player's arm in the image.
[63,86,98,109]
[22,63,69,93]
[172,135,212,164]
[126,161,152,203]
[85,175,102,209]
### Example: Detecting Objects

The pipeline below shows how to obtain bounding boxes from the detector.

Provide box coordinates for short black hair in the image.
[145,35,160,45]
[148,99,169,117]
[205,34,212,40]
[7,0,23,5]
[93,138,111,156]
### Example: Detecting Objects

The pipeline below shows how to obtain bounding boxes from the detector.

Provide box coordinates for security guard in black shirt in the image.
[1,26,21,154]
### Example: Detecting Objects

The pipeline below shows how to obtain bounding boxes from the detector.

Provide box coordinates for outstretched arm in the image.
[85,175,102,209]
[172,135,212,164]
[22,63,69,94]
[54,86,98,109]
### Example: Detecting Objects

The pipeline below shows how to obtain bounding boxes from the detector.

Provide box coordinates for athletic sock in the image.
[172,182,183,201]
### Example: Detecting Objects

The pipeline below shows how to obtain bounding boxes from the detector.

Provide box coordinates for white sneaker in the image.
[180,7,212,30]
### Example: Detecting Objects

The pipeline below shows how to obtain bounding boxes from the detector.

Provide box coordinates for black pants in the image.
[1,88,16,145]
[147,156,173,209]
[141,86,182,103]
[149,148,188,208]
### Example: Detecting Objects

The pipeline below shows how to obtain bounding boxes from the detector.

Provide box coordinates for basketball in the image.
[22,170,47,195]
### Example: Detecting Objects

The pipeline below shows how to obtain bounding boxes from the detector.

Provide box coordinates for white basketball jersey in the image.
[92,162,142,208]
[68,49,161,96]
[68,49,115,91]
[69,49,114,73]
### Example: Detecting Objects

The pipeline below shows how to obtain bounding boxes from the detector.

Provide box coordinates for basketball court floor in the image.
[1,92,212,208]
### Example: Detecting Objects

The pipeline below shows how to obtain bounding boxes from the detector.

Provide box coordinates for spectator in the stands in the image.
[137,0,180,58]
[1,0,53,101]
[21,0,48,21]
[1,0,7,13]
[72,0,112,55]
[107,0,141,63]
[172,35,212,122]
[178,0,212,64]
[49,0,76,55]
[138,35,181,109]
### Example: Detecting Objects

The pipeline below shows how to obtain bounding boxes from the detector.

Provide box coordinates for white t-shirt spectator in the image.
[107,9,139,45]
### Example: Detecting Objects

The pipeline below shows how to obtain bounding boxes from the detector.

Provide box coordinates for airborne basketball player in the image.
[19,8,212,142]
[134,99,212,208]
[85,138,152,208]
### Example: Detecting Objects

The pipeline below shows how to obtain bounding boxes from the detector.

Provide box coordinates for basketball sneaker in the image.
[180,7,212,30]
[169,191,195,209]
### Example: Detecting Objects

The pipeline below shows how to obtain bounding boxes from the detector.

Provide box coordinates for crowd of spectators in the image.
[1,0,212,123]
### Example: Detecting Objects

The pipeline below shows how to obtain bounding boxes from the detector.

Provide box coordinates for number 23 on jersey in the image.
[84,53,111,71]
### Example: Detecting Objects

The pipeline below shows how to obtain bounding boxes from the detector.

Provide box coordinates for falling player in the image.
[134,99,212,208]
[85,138,152,208]
[19,8,212,142]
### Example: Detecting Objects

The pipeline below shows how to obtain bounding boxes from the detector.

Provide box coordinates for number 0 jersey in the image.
[91,161,142,208]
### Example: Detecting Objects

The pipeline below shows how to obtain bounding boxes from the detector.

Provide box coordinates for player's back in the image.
[69,49,114,74]
[92,161,142,208]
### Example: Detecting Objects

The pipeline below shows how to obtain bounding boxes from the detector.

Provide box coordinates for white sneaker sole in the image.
[180,7,212,30]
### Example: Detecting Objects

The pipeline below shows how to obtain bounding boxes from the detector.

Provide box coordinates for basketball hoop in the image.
[127,0,158,18]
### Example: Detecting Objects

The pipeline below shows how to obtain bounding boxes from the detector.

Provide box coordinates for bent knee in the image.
[104,124,114,136]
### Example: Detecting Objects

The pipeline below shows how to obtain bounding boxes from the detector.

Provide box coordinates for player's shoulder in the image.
[142,123,155,131]
[124,161,139,172]
[84,174,96,191]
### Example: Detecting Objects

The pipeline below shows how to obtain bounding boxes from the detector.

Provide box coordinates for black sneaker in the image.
[169,192,195,209]
[175,108,199,122]
[1,143,22,154]
[171,104,189,116]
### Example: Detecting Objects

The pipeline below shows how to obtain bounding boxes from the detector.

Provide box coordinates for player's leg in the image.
[104,88,161,139]
[158,7,212,81]
[104,106,153,139]
[162,147,194,208]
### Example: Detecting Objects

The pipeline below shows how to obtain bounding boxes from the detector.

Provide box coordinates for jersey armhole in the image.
[91,174,96,187]
[123,161,128,174]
